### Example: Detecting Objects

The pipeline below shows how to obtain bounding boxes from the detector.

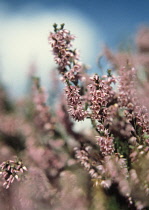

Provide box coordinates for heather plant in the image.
[49,24,149,209]
[0,23,149,210]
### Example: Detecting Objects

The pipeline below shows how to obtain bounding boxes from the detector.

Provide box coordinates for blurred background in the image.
[0,0,149,98]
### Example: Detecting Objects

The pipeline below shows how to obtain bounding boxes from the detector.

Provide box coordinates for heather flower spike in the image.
[49,24,87,121]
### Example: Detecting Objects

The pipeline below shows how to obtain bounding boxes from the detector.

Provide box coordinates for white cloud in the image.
[0,4,103,98]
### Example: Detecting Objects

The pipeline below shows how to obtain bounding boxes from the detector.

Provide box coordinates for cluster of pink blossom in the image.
[0,114,21,137]
[87,74,117,156]
[135,27,149,53]
[88,74,116,120]
[0,159,27,189]
[49,24,87,121]
[32,77,55,135]
[118,66,137,108]
[65,85,87,121]
[75,148,99,178]
[48,23,77,70]
[118,65,149,140]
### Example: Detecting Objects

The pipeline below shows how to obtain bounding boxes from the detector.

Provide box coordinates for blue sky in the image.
[0,0,149,97]
[2,0,149,46]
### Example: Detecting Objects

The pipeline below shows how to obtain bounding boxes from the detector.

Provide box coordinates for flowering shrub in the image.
[0,23,149,209]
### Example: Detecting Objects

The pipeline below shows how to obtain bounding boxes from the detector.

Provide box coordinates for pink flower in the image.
[96,135,114,156]
[0,159,27,189]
